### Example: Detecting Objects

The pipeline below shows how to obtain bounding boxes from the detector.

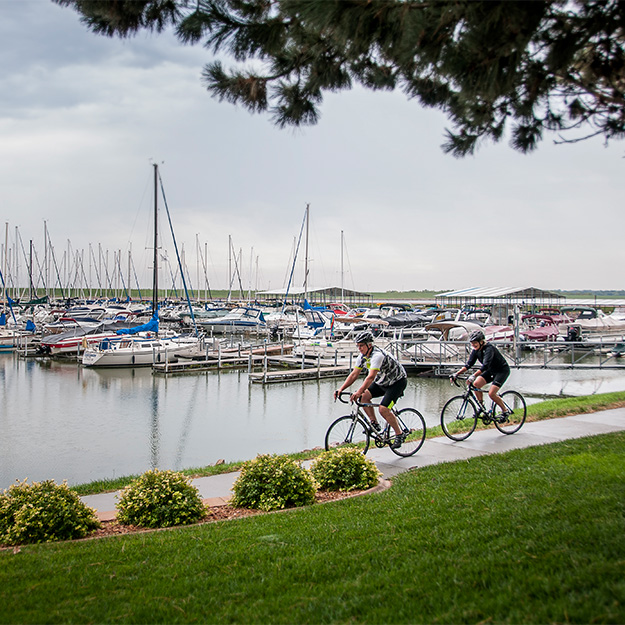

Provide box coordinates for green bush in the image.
[0,479,101,546]
[116,469,206,528]
[231,454,318,512]
[310,447,381,491]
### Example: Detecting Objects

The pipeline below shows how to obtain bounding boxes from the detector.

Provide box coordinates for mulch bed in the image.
[87,488,369,541]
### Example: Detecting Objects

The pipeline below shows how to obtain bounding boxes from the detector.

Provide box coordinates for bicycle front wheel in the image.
[325,416,371,454]
[494,390,527,434]
[441,396,478,441]
[392,408,426,457]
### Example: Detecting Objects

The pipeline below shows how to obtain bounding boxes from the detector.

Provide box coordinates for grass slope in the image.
[1,432,624,624]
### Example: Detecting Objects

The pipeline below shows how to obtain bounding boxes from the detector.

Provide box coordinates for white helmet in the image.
[355,331,374,344]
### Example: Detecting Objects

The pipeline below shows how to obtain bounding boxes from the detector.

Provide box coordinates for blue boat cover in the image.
[116,312,159,335]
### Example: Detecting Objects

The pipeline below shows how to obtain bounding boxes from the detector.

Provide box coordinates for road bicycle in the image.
[325,392,426,457]
[440,377,527,441]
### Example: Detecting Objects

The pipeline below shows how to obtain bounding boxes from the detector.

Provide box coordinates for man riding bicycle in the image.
[452,329,512,417]
[334,331,407,449]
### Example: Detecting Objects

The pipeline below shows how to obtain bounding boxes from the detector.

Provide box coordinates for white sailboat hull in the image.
[82,335,199,367]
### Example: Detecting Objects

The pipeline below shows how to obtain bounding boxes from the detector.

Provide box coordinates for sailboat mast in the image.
[304,203,309,302]
[152,163,159,315]
[341,230,344,305]
[3,222,7,313]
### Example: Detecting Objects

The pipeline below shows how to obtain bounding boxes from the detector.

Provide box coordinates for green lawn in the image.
[1,431,624,624]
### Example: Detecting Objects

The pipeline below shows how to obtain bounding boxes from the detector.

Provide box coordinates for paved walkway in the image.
[82,408,625,521]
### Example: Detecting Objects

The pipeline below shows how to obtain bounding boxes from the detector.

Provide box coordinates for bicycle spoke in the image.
[325,415,370,454]
[494,391,527,434]
[389,408,426,457]
[441,396,478,441]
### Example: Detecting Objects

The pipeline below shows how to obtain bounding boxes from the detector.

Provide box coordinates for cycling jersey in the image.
[465,342,510,379]
[355,345,407,387]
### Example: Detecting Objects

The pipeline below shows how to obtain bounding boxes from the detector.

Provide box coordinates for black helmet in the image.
[355,331,374,344]
[469,329,485,342]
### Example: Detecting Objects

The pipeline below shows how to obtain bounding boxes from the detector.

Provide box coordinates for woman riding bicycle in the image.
[451,329,512,417]
[334,331,407,449]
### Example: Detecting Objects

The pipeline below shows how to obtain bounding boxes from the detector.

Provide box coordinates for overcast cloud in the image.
[1,0,623,296]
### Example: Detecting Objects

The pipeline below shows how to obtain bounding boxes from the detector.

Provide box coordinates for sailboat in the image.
[82,164,201,367]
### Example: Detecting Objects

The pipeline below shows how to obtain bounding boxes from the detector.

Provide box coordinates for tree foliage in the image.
[55,0,625,155]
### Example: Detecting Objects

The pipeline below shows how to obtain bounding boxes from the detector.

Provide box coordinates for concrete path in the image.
[81,407,625,521]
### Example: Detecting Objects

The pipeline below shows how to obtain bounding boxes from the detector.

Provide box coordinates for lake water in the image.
[1,352,624,490]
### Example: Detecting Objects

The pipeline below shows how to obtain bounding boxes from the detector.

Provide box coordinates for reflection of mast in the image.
[149,376,160,470]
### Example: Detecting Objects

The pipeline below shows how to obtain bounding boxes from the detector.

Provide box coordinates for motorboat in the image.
[518,314,562,342]
[39,320,142,356]
[198,306,267,334]
[399,320,484,363]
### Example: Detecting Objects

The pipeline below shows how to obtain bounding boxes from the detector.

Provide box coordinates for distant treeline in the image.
[555,290,625,298]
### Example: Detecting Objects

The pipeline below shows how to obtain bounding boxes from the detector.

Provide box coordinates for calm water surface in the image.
[1,352,624,489]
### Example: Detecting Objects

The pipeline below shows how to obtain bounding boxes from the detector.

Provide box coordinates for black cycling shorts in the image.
[481,368,510,388]
[368,377,407,409]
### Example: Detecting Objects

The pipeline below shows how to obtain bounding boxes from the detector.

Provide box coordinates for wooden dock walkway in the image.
[248,365,352,384]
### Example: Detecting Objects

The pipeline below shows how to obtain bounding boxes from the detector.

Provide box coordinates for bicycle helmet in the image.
[469,329,485,342]
[354,330,374,344]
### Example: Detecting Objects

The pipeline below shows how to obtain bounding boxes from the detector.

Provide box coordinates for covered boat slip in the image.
[435,286,566,324]
[256,286,373,308]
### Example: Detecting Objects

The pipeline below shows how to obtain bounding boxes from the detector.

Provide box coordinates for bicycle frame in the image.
[441,377,527,441]
[347,401,395,445]
[461,383,501,425]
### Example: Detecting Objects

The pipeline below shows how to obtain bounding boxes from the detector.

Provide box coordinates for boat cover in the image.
[116,312,159,335]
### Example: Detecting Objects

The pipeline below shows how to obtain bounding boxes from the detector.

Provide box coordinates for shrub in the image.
[116,469,205,528]
[0,479,101,546]
[310,447,381,491]
[231,454,318,512]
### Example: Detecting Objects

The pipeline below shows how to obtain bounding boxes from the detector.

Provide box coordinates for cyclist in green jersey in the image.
[334,331,407,449]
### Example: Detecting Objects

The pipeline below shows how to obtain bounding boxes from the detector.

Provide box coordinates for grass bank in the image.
[71,390,625,496]
[1,431,624,623]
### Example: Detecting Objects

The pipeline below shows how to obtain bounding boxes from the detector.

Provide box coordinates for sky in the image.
[1,0,624,296]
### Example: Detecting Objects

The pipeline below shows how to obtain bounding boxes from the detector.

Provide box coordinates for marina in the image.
[1,246,625,493]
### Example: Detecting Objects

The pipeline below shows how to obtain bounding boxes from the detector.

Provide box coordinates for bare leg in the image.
[472,376,487,406]
[360,389,380,426]
[379,405,402,436]
[488,385,507,413]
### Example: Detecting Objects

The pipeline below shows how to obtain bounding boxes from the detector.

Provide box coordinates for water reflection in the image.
[0,351,623,489]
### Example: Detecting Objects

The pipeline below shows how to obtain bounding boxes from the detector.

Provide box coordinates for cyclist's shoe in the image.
[390,433,405,449]
[500,410,514,421]
[370,420,382,432]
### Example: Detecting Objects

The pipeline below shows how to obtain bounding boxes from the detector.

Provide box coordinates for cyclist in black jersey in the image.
[334,331,407,449]
[451,329,512,416]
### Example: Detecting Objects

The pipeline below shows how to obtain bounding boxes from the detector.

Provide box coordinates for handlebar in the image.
[449,375,475,388]
[336,391,352,404]
[335,390,379,408]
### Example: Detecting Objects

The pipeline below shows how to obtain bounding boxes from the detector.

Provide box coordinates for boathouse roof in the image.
[435,286,564,307]
[257,286,373,306]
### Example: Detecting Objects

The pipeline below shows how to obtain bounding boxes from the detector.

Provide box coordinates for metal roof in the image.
[257,286,371,298]
[437,286,564,300]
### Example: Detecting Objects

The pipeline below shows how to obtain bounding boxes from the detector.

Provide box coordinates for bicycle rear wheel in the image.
[392,407,426,457]
[325,415,371,454]
[494,390,527,434]
[441,395,478,441]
